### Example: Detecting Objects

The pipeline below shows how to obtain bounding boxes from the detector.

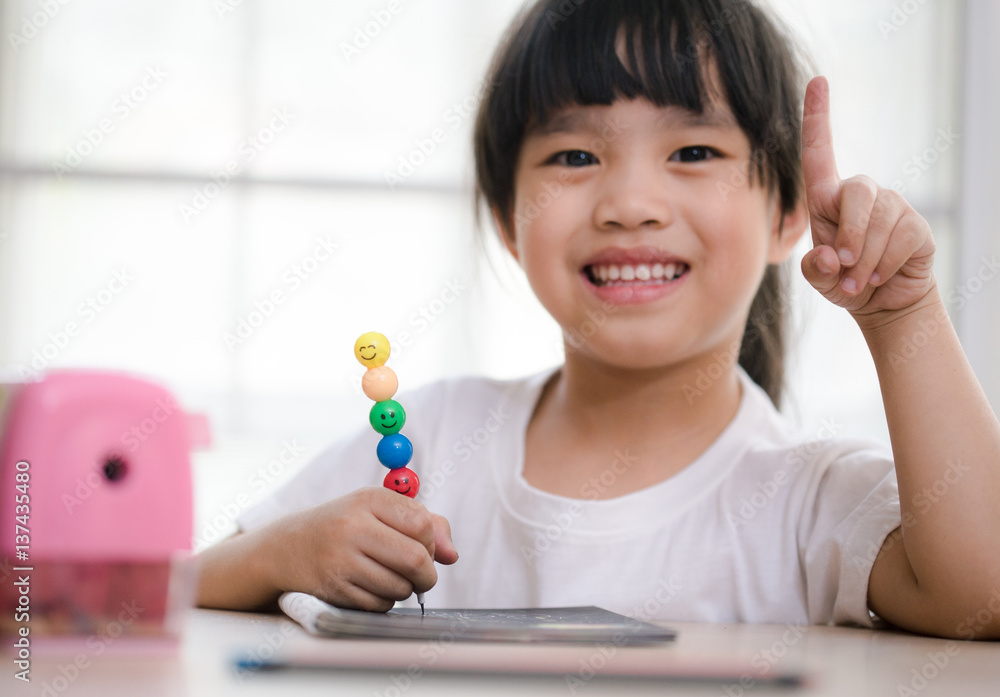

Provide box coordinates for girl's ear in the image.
[766,197,809,264]
[491,207,519,262]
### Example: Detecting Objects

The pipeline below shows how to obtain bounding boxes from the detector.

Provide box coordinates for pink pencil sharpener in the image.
[0,370,203,641]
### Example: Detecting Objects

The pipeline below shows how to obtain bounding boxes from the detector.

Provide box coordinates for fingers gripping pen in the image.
[354,331,424,614]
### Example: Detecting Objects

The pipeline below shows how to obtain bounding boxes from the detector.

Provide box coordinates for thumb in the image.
[431,513,459,565]
[800,244,842,296]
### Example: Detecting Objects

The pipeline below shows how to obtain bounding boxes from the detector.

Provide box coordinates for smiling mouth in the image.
[383,420,397,429]
[361,349,376,360]
[585,262,689,287]
[398,487,411,494]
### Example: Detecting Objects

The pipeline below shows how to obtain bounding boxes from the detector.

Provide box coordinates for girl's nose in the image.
[592,162,673,232]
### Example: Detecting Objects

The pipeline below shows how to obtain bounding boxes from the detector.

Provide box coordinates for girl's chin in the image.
[559,337,694,373]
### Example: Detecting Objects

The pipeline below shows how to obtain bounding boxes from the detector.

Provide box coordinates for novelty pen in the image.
[354,331,424,614]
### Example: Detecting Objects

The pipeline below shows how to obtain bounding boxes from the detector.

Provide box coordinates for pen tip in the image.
[420,602,425,616]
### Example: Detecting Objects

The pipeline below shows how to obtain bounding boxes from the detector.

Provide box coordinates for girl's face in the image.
[504,96,804,372]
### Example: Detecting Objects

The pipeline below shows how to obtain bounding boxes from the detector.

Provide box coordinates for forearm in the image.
[196,527,284,611]
[859,286,1000,613]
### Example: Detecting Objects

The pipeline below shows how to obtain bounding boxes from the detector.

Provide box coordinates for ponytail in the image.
[738,262,788,409]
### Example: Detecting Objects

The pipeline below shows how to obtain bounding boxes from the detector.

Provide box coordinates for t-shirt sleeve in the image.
[799,441,901,628]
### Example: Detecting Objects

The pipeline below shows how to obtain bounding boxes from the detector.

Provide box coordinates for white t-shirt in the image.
[237,367,900,628]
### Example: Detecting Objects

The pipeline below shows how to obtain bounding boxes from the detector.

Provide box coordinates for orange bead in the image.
[362,366,398,401]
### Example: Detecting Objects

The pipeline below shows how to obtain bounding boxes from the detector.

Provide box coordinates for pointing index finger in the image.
[802,76,840,199]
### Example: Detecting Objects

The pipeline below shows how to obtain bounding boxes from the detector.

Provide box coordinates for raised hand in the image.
[799,76,937,323]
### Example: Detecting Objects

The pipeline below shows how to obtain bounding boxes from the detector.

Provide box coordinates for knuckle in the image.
[349,486,379,512]
[902,208,930,232]
[413,509,435,536]
[896,216,926,248]
[393,490,424,514]
[368,485,393,504]
[400,544,430,576]
[338,513,364,538]
[397,503,433,537]
[841,215,867,239]
[879,187,907,211]
[844,174,878,196]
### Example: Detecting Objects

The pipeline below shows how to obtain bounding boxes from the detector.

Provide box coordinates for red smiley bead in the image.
[383,467,420,499]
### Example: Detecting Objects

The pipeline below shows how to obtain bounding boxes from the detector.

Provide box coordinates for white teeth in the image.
[588,262,686,286]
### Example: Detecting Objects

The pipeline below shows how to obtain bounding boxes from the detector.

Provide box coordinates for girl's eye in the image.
[550,150,599,167]
[670,146,719,163]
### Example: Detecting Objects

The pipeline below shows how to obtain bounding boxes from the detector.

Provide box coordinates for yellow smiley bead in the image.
[354,331,390,368]
[362,366,398,401]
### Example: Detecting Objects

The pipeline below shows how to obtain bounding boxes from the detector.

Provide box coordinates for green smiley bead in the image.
[370,399,406,436]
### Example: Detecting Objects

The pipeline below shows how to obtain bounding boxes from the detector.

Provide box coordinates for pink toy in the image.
[0,370,199,638]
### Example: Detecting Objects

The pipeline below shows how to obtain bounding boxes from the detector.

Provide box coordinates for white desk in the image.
[12,609,1000,696]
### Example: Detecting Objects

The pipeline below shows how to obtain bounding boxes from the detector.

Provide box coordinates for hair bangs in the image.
[517,1,720,130]
[476,0,807,223]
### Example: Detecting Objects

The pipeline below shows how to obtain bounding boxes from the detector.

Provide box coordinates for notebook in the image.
[232,593,806,686]
[277,591,677,644]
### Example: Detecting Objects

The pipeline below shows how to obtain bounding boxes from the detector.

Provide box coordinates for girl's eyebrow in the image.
[533,111,603,136]
[532,104,737,137]
[660,107,737,130]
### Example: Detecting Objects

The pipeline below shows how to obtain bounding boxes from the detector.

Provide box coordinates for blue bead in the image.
[377,433,413,469]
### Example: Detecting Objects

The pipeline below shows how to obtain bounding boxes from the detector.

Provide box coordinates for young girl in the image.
[197,0,1000,640]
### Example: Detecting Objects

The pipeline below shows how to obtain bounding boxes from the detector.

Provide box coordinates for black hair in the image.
[473,0,808,407]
